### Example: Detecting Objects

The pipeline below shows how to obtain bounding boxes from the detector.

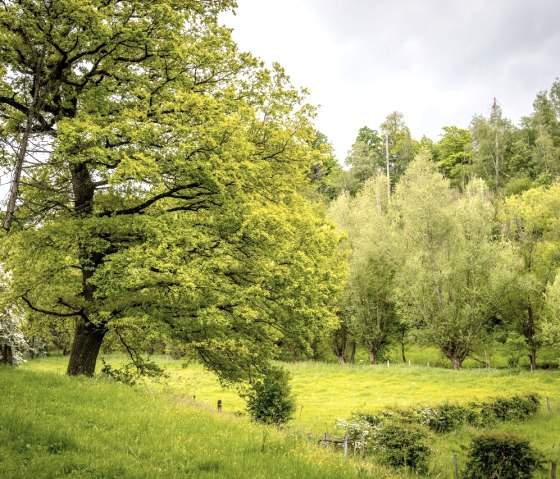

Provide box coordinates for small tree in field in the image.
[244,366,296,426]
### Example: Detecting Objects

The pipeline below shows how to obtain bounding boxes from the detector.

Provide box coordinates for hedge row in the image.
[335,393,541,472]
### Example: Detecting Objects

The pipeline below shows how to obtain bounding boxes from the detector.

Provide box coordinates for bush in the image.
[479,394,540,423]
[0,311,28,366]
[244,366,295,426]
[504,332,528,367]
[373,421,431,473]
[464,432,543,479]
[415,403,470,433]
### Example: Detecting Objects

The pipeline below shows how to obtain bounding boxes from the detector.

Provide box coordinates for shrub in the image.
[479,394,540,423]
[415,403,470,433]
[101,360,140,385]
[504,332,528,368]
[244,366,295,426]
[464,432,543,479]
[335,416,371,442]
[0,310,28,366]
[373,421,431,473]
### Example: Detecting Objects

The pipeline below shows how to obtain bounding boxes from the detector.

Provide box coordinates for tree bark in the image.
[66,318,107,376]
[401,335,407,364]
[451,357,462,370]
[66,162,106,376]
[529,351,538,371]
[525,304,538,371]
[2,344,14,365]
[349,340,356,363]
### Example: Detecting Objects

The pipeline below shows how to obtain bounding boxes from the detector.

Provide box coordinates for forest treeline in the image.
[310,78,560,370]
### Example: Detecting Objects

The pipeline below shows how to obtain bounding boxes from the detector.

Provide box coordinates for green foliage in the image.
[504,332,530,367]
[500,184,560,368]
[341,126,384,194]
[244,366,296,426]
[349,394,540,439]
[0,0,343,379]
[477,394,540,423]
[435,125,473,188]
[329,175,399,364]
[464,432,543,479]
[374,421,432,472]
[543,273,560,353]
[100,358,165,386]
[381,111,415,186]
[415,403,470,433]
[393,153,513,369]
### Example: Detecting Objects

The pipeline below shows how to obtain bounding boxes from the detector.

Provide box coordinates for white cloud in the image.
[223,0,560,161]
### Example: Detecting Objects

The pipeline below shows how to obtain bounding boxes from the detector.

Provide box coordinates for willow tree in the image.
[392,152,514,369]
[329,174,399,364]
[500,184,560,370]
[0,0,342,377]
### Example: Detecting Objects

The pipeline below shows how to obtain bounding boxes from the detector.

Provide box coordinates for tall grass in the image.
[14,355,560,478]
[0,367,395,479]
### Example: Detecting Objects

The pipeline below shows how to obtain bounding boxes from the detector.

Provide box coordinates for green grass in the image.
[13,354,560,478]
[0,366,393,479]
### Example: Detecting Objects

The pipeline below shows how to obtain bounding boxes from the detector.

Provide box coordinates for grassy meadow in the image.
[3,353,559,478]
[0,367,393,479]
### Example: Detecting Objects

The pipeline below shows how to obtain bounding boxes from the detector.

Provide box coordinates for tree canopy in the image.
[0,0,343,378]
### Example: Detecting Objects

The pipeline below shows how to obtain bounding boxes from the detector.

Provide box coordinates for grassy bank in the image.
[13,355,560,478]
[0,367,392,479]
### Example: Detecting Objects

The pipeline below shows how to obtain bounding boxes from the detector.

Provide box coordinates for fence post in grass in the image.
[546,397,551,411]
[453,454,459,479]
[552,461,557,479]
[387,360,390,368]
[343,435,348,457]
[217,399,222,412]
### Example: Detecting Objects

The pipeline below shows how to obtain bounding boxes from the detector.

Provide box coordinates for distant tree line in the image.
[317,78,560,369]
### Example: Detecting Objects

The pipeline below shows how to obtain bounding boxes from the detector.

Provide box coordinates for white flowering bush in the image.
[0,309,28,366]
[334,415,375,452]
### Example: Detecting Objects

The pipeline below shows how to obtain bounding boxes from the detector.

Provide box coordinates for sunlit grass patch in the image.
[1,367,395,479]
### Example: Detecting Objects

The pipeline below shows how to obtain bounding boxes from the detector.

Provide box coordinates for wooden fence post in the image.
[552,461,557,479]
[343,435,348,457]
[453,454,459,479]
[217,399,222,412]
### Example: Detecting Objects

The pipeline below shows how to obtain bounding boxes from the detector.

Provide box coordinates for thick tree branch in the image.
[21,295,82,318]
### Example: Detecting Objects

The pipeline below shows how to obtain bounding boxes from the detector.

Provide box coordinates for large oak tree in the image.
[0,0,342,377]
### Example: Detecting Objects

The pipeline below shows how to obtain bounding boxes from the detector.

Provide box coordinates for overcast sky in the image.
[222,0,560,162]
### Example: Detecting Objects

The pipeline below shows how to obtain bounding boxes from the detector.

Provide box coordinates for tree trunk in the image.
[2,344,14,365]
[66,162,107,376]
[525,304,538,370]
[401,336,407,364]
[349,340,356,363]
[369,350,377,365]
[451,357,462,370]
[66,318,107,376]
[529,351,538,371]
